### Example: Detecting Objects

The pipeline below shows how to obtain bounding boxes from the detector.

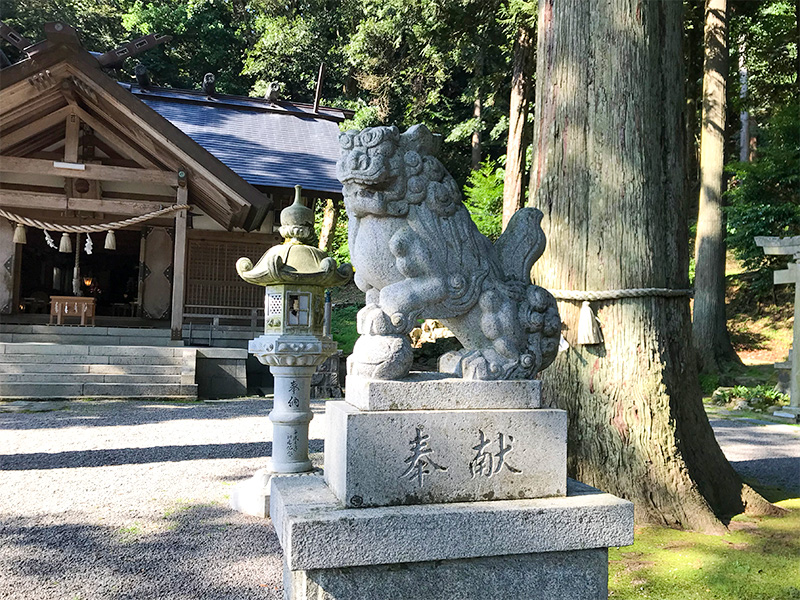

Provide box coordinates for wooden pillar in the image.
[171,182,188,340]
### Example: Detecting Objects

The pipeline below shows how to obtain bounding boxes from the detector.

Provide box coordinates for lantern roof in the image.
[236,186,352,287]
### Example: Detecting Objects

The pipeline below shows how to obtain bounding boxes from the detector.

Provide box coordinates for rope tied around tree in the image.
[549,287,694,345]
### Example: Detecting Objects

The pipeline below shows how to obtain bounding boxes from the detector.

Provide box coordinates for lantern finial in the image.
[279,185,315,244]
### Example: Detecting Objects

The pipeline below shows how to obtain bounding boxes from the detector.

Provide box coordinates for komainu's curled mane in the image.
[337,124,560,381]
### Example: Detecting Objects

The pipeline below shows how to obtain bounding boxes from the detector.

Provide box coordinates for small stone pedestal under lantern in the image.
[230,186,351,517]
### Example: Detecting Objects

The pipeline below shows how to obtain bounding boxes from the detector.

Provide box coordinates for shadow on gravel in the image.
[0,439,326,471]
[0,399,275,431]
[1,503,283,599]
[730,457,800,499]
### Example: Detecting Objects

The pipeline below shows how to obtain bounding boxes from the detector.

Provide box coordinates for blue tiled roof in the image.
[131,86,346,195]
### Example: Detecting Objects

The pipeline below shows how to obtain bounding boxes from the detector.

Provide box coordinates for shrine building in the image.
[0,22,349,399]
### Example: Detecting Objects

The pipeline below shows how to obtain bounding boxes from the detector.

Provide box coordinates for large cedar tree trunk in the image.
[502,24,535,230]
[693,0,740,372]
[530,0,779,532]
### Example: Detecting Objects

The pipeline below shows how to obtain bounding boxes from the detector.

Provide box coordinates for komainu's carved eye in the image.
[359,127,388,148]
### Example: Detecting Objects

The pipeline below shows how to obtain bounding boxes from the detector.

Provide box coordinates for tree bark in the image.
[530,0,780,532]
[693,0,741,372]
[317,198,339,253]
[685,0,704,218]
[502,24,535,231]
[738,35,750,163]
[471,50,484,170]
[471,96,482,170]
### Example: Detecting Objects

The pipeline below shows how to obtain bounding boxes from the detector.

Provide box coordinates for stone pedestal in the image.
[271,373,634,599]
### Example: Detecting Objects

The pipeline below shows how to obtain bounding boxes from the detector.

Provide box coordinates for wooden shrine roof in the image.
[0,24,273,231]
[128,85,350,197]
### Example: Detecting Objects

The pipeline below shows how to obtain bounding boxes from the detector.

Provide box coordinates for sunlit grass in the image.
[609,499,800,599]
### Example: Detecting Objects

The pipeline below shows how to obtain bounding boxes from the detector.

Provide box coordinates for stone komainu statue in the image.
[338,124,561,381]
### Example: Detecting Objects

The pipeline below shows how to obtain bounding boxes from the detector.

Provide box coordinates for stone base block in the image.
[271,475,633,571]
[230,466,321,519]
[230,467,273,518]
[773,407,800,422]
[345,372,541,411]
[324,401,566,507]
[271,476,633,600]
[285,548,609,600]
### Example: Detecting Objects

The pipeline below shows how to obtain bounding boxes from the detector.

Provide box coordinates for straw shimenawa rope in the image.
[0,204,190,233]
[549,287,693,345]
[549,287,693,302]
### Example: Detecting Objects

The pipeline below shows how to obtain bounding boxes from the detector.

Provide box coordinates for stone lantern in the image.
[232,186,351,514]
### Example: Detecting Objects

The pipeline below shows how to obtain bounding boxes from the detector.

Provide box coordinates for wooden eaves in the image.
[0,27,272,231]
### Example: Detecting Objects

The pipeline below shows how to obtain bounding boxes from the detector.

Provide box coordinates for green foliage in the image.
[243,0,361,102]
[711,385,789,411]
[122,0,256,95]
[726,103,800,295]
[698,372,719,395]
[329,304,359,354]
[730,1,798,123]
[0,0,128,61]
[340,105,382,132]
[463,160,504,241]
[314,200,350,266]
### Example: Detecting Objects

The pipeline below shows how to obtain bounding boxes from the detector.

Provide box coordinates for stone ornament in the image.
[234,185,352,475]
[337,124,561,380]
[236,192,352,294]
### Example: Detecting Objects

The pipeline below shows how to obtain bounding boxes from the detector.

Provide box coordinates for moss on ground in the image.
[609,499,800,600]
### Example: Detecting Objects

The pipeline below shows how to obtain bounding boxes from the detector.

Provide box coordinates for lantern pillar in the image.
[230,185,352,517]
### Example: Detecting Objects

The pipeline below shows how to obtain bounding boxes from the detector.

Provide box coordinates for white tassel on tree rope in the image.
[577,301,604,345]
[104,230,116,250]
[550,287,693,346]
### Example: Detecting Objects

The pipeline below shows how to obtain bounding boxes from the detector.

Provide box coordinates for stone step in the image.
[0,373,182,384]
[0,325,173,346]
[0,343,189,358]
[0,363,184,375]
[0,354,187,365]
[0,324,171,336]
[0,334,172,345]
[0,382,197,399]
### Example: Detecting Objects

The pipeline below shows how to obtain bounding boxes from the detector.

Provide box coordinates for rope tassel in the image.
[550,287,693,347]
[58,233,72,253]
[577,301,603,345]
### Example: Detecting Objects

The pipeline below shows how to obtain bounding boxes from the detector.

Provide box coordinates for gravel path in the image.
[0,399,797,600]
[0,399,330,600]
[708,417,800,497]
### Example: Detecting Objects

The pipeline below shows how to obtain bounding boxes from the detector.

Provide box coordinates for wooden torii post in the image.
[755,235,800,420]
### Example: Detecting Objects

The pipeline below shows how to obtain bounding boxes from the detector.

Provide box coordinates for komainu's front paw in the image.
[438,348,512,380]
[357,304,409,335]
[348,335,413,380]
